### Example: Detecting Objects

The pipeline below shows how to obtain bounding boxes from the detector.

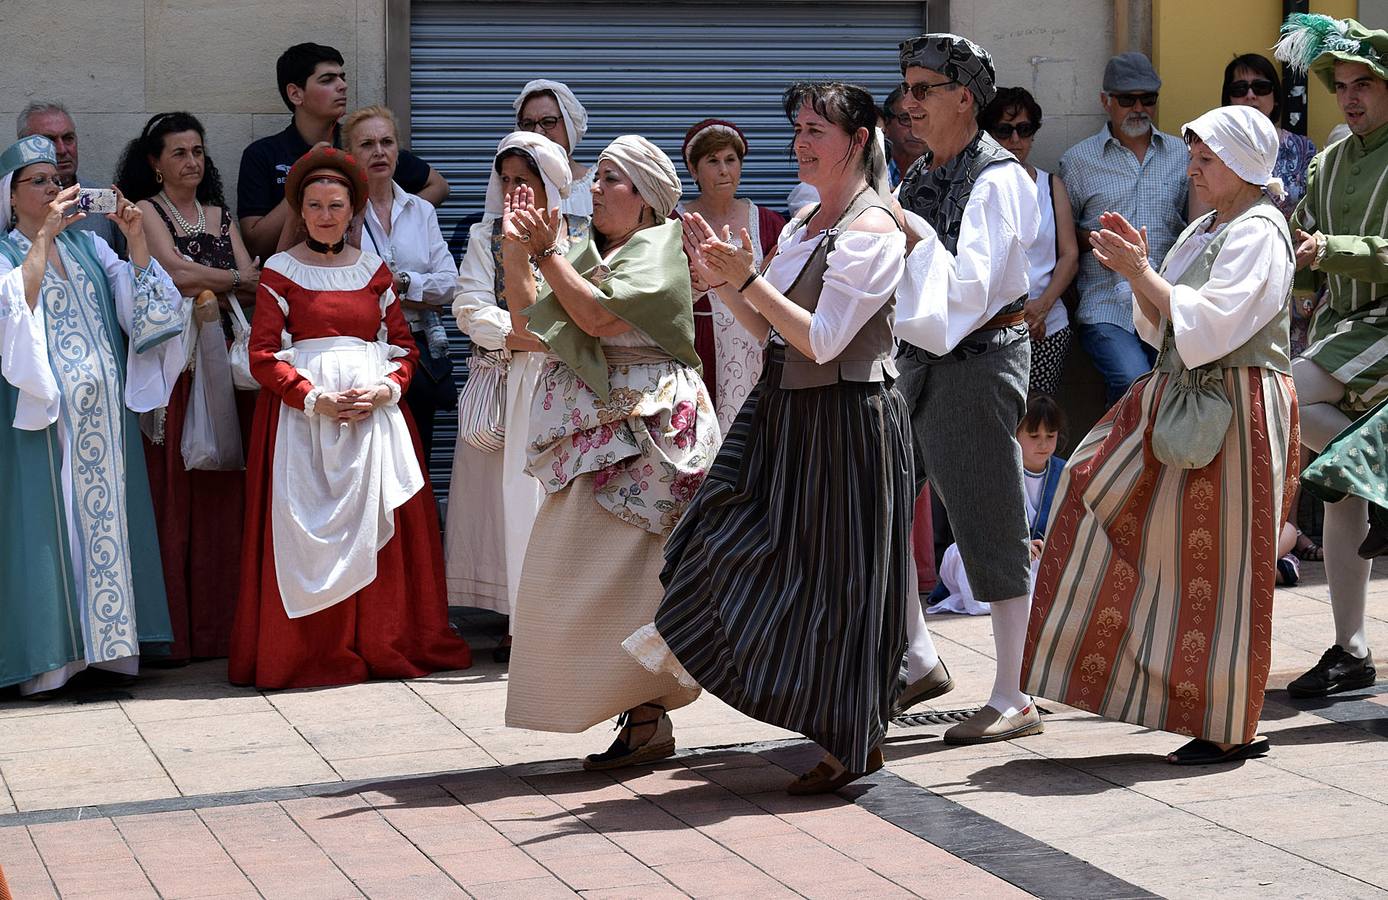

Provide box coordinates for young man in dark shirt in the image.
[238,42,450,259]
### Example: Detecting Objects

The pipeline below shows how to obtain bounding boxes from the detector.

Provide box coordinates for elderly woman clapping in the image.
[500,135,720,771]
[1022,105,1298,766]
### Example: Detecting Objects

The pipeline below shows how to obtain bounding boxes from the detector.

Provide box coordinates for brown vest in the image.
[779,190,899,390]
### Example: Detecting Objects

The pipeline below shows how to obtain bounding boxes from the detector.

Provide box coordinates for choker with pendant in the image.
[306,235,347,256]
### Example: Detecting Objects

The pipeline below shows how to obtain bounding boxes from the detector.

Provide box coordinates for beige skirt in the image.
[505,474,700,732]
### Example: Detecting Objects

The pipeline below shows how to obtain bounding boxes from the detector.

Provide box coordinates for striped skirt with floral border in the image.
[1021,367,1298,745]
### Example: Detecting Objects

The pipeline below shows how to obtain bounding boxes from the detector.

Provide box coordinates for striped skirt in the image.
[1022,368,1298,745]
[652,348,912,772]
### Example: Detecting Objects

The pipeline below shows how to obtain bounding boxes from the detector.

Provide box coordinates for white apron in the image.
[271,336,423,618]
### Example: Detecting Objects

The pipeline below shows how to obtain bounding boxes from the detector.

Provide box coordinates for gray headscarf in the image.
[899,33,998,110]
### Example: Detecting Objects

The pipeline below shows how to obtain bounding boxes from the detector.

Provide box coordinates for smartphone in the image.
[73,188,118,215]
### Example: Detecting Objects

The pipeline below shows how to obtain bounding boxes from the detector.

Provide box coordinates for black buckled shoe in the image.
[1287,645,1377,698]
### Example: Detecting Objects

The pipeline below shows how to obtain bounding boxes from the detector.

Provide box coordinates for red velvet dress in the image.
[228,251,472,689]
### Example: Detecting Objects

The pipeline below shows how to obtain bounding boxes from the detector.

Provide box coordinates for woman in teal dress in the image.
[0,135,185,696]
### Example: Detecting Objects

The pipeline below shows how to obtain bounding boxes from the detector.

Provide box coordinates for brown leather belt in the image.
[982,308,1027,330]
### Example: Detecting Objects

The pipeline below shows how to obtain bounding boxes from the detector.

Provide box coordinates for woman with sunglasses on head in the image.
[980,88,1079,398]
[1222,54,1322,570]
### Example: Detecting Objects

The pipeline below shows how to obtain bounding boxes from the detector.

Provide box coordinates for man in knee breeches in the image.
[1275,14,1388,699]
[892,32,1044,744]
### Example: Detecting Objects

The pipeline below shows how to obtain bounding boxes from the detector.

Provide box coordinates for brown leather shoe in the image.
[942,704,1043,745]
[893,659,954,717]
[786,747,884,795]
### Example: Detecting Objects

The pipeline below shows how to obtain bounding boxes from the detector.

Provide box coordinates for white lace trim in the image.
[265,249,387,292]
[622,624,699,690]
[302,386,324,419]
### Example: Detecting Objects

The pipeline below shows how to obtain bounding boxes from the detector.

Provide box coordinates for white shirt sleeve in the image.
[807,230,905,363]
[0,262,60,429]
[895,165,1038,355]
[452,222,513,351]
[1167,217,1294,367]
[93,235,186,412]
[404,204,459,306]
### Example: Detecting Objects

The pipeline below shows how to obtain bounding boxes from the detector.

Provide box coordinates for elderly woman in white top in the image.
[344,105,458,458]
[514,80,593,217]
[446,132,586,661]
[1022,106,1298,766]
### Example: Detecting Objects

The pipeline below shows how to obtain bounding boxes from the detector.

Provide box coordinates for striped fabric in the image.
[654,349,912,772]
[1022,367,1298,745]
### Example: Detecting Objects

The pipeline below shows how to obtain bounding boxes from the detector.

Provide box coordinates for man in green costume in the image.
[1274,14,1388,699]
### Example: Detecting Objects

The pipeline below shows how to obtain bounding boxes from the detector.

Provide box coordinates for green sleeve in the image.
[1318,233,1388,284]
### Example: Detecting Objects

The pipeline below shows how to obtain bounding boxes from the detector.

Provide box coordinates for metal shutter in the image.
[409,1,928,507]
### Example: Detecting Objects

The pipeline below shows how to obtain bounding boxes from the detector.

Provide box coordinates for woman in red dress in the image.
[229,147,471,689]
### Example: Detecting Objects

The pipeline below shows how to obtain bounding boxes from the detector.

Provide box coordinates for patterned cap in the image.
[0,135,57,181]
[284,145,369,215]
[899,33,997,110]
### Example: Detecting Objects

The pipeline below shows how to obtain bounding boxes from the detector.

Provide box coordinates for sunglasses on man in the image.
[991,122,1039,140]
[1110,93,1159,108]
[1229,79,1275,98]
[900,79,957,102]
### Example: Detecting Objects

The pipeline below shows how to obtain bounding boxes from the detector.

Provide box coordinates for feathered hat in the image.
[1274,14,1388,92]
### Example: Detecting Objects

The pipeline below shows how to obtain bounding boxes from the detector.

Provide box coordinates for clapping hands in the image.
[682,212,755,288]
[502,184,561,254]
[1089,211,1150,280]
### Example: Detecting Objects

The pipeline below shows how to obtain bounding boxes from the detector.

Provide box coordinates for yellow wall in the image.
[1153,0,1357,148]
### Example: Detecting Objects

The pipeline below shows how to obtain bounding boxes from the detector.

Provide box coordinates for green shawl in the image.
[524,219,700,401]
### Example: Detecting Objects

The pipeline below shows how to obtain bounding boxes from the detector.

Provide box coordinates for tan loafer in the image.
[893,659,954,717]
[942,703,1043,745]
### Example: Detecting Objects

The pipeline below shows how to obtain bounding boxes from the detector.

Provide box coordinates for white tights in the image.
[988,594,1032,717]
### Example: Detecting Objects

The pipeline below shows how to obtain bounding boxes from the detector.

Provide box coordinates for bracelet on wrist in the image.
[705,281,729,289]
[231,267,241,290]
[737,271,758,292]
[530,245,561,265]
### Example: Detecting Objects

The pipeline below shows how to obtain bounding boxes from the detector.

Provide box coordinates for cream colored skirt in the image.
[505,475,700,732]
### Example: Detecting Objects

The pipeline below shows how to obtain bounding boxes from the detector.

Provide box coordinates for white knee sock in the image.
[988,593,1032,717]
[1301,401,1354,453]
[905,551,940,681]
[1324,496,1372,658]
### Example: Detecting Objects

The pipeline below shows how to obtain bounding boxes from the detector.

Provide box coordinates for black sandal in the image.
[1166,736,1269,766]
[582,702,675,771]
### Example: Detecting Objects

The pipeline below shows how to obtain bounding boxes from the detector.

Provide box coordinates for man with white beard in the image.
[1060,52,1188,405]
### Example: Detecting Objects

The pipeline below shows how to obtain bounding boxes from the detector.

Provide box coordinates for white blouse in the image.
[453,219,514,352]
[0,266,59,429]
[360,183,457,331]
[760,220,906,364]
[1138,213,1294,368]
[895,163,1040,355]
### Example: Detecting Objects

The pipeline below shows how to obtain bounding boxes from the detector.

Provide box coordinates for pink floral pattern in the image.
[526,354,720,536]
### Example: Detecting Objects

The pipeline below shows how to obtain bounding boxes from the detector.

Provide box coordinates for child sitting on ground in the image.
[929,393,1067,615]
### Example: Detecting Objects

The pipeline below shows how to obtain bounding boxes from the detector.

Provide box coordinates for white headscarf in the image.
[483,132,574,220]
[597,135,683,220]
[513,80,589,154]
[1182,105,1286,200]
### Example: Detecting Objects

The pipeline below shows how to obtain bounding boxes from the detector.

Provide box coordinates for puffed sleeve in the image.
[92,233,187,412]
[807,230,906,363]
[452,221,513,351]
[249,271,314,410]
[1167,216,1294,367]
[0,261,59,429]
[895,166,1038,355]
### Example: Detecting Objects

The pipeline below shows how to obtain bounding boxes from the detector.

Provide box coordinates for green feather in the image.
[1274,13,1350,72]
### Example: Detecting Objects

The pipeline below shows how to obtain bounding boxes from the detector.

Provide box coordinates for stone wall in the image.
[0,0,387,209]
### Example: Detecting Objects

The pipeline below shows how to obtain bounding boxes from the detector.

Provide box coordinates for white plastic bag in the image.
[227,292,258,390]
[181,318,245,471]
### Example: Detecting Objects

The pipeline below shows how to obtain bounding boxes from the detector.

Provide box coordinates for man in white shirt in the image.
[893,33,1044,745]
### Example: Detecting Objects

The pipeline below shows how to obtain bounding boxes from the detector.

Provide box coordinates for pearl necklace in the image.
[158,190,205,236]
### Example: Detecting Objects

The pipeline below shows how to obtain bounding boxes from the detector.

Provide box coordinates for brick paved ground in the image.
[3,560,1388,898]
